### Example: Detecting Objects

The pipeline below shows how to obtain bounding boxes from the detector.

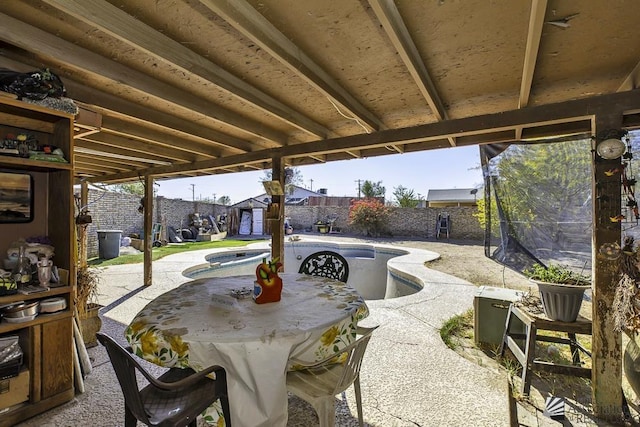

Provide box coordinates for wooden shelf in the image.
[0,97,75,423]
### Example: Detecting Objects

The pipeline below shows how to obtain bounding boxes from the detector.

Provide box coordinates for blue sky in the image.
[155,145,484,204]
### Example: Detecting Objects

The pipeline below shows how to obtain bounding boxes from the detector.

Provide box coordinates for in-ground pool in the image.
[182,237,439,300]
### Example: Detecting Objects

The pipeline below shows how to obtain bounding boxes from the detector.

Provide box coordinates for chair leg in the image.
[314,397,336,427]
[354,377,364,427]
[124,406,137,427]
[220,396,232,427]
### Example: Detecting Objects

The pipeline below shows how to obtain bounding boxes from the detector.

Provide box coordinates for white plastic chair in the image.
[286,325,378,427]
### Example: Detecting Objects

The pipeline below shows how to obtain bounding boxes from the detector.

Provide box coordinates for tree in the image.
[348,198,390,237]
[218,195,231,206]
[393,185,419,207]
[109,182,145,196]
[261,167,303,195]
[360,180,385,199]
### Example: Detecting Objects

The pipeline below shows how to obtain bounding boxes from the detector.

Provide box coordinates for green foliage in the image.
[487,140,591,247]
[361,180,385,199]
[473,196,500,238]
[217,195,231,205]
[523,263,590,285]
[393,185,419,207]
[348,198,390,237]
[440,309,473,350]
[109,182,145,196]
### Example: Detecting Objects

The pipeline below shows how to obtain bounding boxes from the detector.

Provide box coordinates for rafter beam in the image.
[42,0,330,139]
[0,12,286,144]
[519,0,547,109]
[619,59,640,92]
[368,0,447,121]
[198,0,384,132]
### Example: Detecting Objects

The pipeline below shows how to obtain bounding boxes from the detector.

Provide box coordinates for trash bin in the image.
[97,230,122,259]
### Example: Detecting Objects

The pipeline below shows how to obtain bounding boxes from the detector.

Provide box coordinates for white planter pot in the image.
[533,280,590,322]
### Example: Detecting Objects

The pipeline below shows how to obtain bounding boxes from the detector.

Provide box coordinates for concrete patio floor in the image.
[16,235,512,427]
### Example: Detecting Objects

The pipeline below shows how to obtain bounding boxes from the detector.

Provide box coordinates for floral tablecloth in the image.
[125,272,369,427]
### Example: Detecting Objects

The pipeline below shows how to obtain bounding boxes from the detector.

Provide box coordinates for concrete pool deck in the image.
[16,235,510,427]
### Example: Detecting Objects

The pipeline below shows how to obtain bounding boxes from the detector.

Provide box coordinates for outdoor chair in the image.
[286,325,379,427]
[97,332,232,427]
[298,250,350,283]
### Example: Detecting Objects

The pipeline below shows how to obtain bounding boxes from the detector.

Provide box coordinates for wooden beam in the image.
[79,132,199,163]
[368,0,448,121]
[199,0,384,132]
[42,0,330,139]
[271,156,284,268]
[591,113,624,421]
[85,89,640,183]
[143,175,153,286]
[74,143,172,166]
[519,0,547,108]
[618,59,640,92]
[0,12,287,144]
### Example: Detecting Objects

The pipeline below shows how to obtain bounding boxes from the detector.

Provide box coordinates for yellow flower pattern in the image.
[125,273,369,426]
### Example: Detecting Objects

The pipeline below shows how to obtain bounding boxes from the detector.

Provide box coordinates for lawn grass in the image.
[87,239,258,266]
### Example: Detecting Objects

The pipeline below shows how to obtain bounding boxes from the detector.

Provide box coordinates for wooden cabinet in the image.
[0,96,75,426]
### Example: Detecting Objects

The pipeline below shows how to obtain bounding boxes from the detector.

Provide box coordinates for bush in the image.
[348,198,390,237]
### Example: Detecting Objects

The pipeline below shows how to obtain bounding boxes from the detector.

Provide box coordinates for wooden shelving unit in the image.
[0,97,75,426]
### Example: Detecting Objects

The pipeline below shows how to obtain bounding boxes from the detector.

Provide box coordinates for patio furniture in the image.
[286,325,378,427]
[298,250,350,282]
[499,304,592,395]
[97,332,232,427]
[124,273,369,427]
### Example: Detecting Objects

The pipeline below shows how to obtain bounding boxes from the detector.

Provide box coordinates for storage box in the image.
[0,369,29,410]
[473,286,525,346]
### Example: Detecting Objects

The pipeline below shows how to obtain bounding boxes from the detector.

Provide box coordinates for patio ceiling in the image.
[1,0,640,184]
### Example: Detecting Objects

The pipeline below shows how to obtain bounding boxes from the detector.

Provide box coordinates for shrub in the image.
[348,198,390,237]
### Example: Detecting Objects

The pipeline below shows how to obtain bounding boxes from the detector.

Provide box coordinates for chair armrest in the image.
[149,364,225,391]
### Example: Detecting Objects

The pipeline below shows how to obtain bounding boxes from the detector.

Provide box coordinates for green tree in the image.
[261,167,303,195]
[348,198,390,237]
[485,139,591,248]
[109,182,145,196]
[393,185,419,207]
[360,180,385,199]
[218,195,231,205]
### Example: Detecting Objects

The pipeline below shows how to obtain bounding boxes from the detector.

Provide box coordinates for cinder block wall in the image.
[285,205,482,240]
[81,189,482,258]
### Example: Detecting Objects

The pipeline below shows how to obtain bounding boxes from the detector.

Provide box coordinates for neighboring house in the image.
[254,184,326,205]
[426,188,481,207]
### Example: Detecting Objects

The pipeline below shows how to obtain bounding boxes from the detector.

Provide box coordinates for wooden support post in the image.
[144,175,153,286]
[271,157,285,268]
[591,113,623,421]
[78,181,89,268]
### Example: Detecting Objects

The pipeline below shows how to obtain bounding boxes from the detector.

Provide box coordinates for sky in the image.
[154,145,484,205]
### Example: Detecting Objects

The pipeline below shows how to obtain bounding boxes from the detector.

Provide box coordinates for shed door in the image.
[252,208,263,235]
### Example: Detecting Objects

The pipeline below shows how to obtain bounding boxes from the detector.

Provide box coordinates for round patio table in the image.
[125,272,369,427]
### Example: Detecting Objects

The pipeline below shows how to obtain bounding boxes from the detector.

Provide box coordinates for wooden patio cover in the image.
[1,0,640,420]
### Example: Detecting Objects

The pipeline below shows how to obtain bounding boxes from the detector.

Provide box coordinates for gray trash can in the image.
[97,230,122,259]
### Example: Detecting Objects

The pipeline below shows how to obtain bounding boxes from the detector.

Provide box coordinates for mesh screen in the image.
[481,130,640,275]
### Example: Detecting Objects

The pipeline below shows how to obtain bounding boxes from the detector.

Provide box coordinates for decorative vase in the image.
[37,258,53,286]
[534,280,590,322]
[79,303,103,348]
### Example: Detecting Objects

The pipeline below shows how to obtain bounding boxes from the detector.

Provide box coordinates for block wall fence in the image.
[81,189,483,258]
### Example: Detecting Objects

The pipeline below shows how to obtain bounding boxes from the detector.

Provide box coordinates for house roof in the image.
[426,188,480,203]
[0,1,639,184]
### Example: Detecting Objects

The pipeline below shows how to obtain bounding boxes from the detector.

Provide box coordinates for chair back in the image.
[298,250,349,282]
[96,333,150,424]
[331,326,376,394]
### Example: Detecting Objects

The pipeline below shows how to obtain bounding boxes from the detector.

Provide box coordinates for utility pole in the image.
[355,179,362,198]
[190,184,195,201]
[309,179,313,191]
[212,193,217,204]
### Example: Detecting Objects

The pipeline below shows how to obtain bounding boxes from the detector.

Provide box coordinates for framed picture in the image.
[0,172,33,223]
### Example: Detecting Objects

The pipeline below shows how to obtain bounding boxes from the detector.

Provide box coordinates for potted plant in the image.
[524,263,591,322]
[76,266,102,347]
